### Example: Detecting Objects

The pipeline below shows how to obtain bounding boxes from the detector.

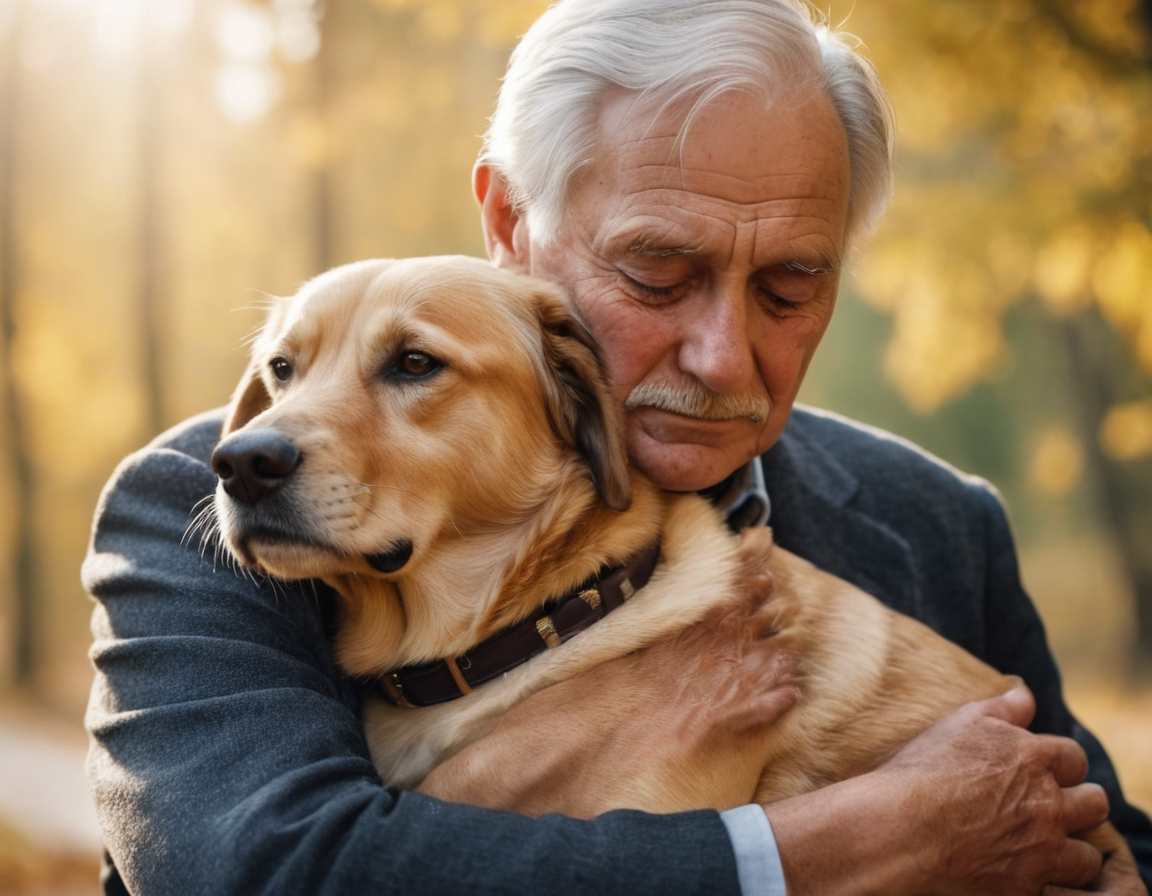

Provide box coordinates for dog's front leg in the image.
[418,563,799,818]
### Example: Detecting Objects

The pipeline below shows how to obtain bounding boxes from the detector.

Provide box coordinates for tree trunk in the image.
[0,0,37,687]
[312,0,333,273]
[1055,308,1152,680]
[137,6,166,438]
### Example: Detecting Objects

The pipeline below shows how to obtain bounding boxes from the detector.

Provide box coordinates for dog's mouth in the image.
[219,494,415,577]
[365,539,414,574]
[236,531,415,578]
[231,525,328,570]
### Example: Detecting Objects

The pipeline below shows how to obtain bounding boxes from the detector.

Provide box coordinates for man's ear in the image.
[533,288,632,512]
[474,163,530,272]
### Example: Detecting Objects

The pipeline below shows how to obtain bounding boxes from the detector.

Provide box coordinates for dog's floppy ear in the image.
[222,359,272,435]
[222,302,286,435]
[533,289,632,511]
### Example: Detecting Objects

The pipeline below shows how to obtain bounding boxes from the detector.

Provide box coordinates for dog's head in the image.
[210,256,631,588]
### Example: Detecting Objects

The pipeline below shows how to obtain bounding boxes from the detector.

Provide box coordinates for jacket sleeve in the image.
[975,485,1152,889]
[82,412,741,896]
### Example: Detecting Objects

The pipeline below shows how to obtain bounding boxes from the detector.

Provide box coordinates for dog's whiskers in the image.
[348,499,400,531]
[185,497,225,567]
[354,480,412,495]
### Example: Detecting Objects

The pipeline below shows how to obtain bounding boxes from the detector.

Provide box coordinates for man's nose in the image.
[677,286,757,393]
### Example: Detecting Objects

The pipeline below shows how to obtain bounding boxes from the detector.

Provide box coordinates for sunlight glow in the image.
[215,61,280,124]
[214,1,274,64]
[154,0,195,37]
[88,0,194,60]
[276,13,320,62]
[274,0,322,62]
[92,0,145,58]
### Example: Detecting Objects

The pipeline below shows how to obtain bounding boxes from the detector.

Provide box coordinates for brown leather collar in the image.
[374,541,661,708]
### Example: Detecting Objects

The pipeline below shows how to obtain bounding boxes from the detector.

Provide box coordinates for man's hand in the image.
[1045,826,1149,896]
[766,684,1113,896]
[418,549,800,817]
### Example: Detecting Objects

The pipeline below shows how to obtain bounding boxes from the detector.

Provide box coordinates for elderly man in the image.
[84,0,1152,894]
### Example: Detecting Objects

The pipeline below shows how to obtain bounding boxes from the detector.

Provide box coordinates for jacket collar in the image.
[760,407,923,618]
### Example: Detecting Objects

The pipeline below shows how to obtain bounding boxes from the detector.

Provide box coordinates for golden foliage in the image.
[1092,220,1152,370]
[1034,225,1094,316]
[839,0,1152,410]
[368,0,549,46]
[1101,399,1152,461]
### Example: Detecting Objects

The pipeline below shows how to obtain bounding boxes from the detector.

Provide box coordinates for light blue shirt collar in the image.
[709,457,771,531]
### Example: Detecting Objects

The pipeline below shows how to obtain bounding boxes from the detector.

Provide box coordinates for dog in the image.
[208,255,1129,865]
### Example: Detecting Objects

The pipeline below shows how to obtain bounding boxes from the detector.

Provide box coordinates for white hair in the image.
[481,0,895,247]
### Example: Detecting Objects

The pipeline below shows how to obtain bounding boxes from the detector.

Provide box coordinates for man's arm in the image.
[83,413,745,896]
[423,636,1115,894]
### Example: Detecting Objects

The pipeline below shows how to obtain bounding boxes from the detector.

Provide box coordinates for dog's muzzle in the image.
[212,428,302,504]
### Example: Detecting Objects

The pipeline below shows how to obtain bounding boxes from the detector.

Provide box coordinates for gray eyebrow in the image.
[624,239,704,258]
[623,238,839,274]
[782,258,839,275]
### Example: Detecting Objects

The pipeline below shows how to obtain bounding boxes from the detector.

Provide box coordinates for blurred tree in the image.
[298,0,333,272]
[0,0,37,686]
[137,3,167,437]
[843,0,1152,674]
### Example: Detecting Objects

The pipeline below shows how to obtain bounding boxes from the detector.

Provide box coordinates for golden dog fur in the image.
[211,256,1127,861]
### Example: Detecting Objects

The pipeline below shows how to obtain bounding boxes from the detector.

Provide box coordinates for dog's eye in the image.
[398,352,440,378]
[270,357,293,381]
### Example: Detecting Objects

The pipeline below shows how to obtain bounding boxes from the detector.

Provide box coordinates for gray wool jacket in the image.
[83,405,1152,895]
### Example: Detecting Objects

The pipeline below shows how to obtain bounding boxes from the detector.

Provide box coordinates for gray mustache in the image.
[625,381,771,424]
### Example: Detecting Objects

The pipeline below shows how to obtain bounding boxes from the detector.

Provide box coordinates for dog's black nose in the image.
[211,430,301,504]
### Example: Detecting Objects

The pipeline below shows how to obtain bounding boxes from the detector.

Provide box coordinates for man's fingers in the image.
[1063,782,1110,834]
[1040,733,1091,787]
[724,679,798,733]
[735,526,776,571]
[1049,835,1104,889]
[744,570,776,616]
[972,680,1037,729]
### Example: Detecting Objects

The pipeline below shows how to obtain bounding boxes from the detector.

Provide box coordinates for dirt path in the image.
[0,715,101,853]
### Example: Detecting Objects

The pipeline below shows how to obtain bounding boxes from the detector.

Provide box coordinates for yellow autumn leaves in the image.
[367,0,549,46]
[834,0,1152,467]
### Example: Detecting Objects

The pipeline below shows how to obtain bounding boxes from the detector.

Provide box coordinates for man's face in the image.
[486,87,851,491]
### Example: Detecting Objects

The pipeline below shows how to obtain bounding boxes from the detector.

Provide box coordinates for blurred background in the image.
[0,0,1149,890]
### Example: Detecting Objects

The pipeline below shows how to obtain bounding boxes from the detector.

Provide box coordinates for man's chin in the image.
[627,413,776,491]
[629,439,757,493]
